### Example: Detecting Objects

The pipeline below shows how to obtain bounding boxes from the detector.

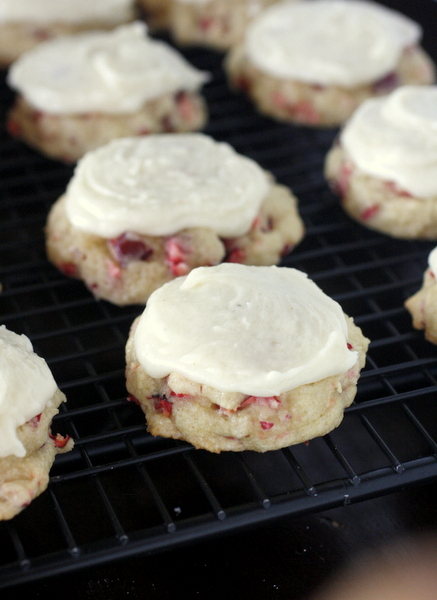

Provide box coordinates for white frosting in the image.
[244,0,421,86]
[341,86,437,197]
[0,326,58,458]
[428,247,437,274]
[134,264,357,406]
[7,22,209,114]
[65,133,271,238]
[0,0,134,24]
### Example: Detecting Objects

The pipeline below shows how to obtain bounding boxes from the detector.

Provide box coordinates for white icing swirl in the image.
[0,326,58,458]
[7,22,209,114]
[65,133,271,238]
[244,0,421,86]
[340,86,437,197]
[0,0,134,24]
[134,264,357,405]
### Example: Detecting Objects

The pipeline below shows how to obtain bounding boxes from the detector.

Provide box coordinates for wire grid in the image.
[2,13,437,589]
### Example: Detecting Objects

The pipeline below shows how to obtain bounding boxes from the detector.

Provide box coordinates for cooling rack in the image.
[1,0,437,589]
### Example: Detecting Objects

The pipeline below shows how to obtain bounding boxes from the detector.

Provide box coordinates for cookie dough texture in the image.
[225,0,435,127]
[46,180,304,306]
[125,265,369,453]
[0,0,136,68]
[405,248,437,344]
[7,91,208,163]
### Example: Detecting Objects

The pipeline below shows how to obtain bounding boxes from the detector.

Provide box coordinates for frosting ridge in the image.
[65,133,271,238]
[244,0,421,86]
[7,22,209,114]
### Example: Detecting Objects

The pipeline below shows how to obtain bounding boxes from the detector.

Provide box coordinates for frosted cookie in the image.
[125,264,369,453]
[0,0,136,68]
[325,86,437,239]
[0,325,73,521]
[405,247,437,344]
[225,0,435,127]
[45,133,305,306]
[166,0,283,51]
[6,22,209,163]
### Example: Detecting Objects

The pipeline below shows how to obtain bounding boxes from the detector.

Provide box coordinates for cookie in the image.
[165,0,282,51]
[225,0,435,127]
[45,133,305,306]
[0,0,136,68]
[6,22,209,162]
[325,86,437,239]
[0,325,73,521]
[405,247,437,344]
[125,263,369,453]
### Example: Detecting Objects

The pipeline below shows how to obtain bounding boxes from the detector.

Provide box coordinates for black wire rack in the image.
[1,0,437,589]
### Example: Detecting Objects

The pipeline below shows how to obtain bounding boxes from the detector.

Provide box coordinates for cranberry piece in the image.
[6,119,21,137]
[373,71,399,94]
[224,246,246,263]
[165,236,191,276]
[169,391,192,399]
[49,432,71,448]
[385,181,412,197]
[153,398,172,417]
[32,28,51,41]
[59,262,78,277]
[199,17,213,31]
[108,232,153,267]
[31,110,43,122]
[28,413,42,427]
[127,394,141,406]
[176,91,195,122]
[260,421,274,430]
[161,115,175,132]
[361,205,380,220]
[235,75,251,92]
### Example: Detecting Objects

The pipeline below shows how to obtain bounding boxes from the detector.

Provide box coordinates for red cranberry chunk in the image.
[372,71,399,93]
[49,432,71,448]
[108,232,153,267]
[153,398,173,417]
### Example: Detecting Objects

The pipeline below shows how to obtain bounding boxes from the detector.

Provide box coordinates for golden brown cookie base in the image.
[7,91,208,163]
[45,182,304,306]
[225,45,435,127]
[168,0,280,50]
[325,145,437,240]
[125,315,369,453]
